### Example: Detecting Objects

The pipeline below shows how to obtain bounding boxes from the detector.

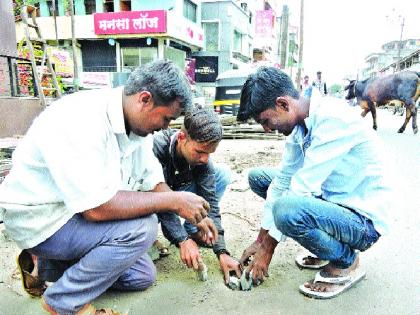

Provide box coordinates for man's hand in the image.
[192,217,218,246]
[219,253,241,284]
[239,228,269,266]
[244,234,278,285]
[179,238,202,270]
[245,245,273,284]
[175,191,210,225]
[239,241,261,266]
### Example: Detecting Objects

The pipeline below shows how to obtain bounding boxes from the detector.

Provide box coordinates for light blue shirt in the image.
[262,90,393,241]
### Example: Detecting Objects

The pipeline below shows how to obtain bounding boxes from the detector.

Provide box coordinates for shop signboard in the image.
[194,56,218,83]
[81,72,111,89]
[255,10,274,38]
[47,48,74,77]
[94,10,166,35]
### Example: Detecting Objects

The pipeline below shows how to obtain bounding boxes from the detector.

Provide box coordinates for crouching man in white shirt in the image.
[0,60,216,314]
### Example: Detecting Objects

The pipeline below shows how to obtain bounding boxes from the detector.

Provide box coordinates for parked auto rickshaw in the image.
[213,68,254,115]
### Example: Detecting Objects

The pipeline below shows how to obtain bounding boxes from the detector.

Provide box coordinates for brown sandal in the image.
[42,298,127,315]
[16,250,47,298]
[154,240,170,257]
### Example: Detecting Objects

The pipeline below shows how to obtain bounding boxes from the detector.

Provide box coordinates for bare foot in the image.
[304,280,342,293]
[304,256,360,293]
[301,256,325,267]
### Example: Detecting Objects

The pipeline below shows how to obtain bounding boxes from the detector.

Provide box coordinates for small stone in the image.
[227,276,240,290]
[240,272,253,291]
[196,261,208,281]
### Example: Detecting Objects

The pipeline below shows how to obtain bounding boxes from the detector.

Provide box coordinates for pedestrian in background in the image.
[312,71,328,96]
[300,75,312,98]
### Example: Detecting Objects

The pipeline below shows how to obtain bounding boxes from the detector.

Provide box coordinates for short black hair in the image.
[183,106,223,143]
[237,67,299,121]
[124,60,192,111]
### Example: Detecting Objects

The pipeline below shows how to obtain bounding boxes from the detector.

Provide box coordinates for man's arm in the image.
[260,134,304,242]
[83,189,209,224]
[244,230,278,284]
[152,183,194,246]
[153,183,216,270]
[194,163,242,282]
[194,162,226,255]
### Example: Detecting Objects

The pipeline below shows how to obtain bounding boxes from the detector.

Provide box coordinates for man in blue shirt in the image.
[237,67,392,299]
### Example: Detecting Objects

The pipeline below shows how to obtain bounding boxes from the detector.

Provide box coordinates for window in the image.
[46,0,59,16]
[233,30,242,53]
[183,0,197,23]
[103,0,114,13]
[121,47,157,71]
[85,0,96,14]
[120,0,131,11]
[203,22,219,52]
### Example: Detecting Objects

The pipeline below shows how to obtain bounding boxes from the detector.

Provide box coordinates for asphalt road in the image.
[0,108,418,315]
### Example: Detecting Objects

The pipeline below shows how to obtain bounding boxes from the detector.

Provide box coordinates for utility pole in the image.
[296,0,304,90]
[279,5,289,70]
[68,0,79,91]
[395,16,405,72]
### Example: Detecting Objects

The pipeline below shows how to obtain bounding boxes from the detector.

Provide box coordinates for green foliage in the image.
[329,84,343,95]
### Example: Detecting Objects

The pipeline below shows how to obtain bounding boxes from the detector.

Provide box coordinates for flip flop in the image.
[295,253,329,270]
[16,250,47,298]
[313,270,350,284]
[299,268,366,299]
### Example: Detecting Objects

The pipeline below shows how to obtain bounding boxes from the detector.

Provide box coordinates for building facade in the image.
[15,0,204,88]
[361,38,420,79]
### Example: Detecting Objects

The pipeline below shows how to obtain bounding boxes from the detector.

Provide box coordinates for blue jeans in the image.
[180,164,231,234]
[30,213,158,315]
[249,167,379,268]
[248,167,282,199]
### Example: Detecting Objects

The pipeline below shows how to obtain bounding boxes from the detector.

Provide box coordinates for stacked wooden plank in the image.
[222,124,284,140]
[169,114,285,140]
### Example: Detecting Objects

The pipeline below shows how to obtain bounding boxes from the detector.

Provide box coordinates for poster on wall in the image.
[185,58,196,85]
[47,48,74,77]
[81,72,111,89]
[194,56,218,83]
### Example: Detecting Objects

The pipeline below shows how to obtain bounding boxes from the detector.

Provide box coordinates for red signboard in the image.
[94,10,167,35]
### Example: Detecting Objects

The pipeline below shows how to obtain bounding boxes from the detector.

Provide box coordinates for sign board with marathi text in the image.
[255,10,274,38]
[47,48,74,78]
[94,10,166,35]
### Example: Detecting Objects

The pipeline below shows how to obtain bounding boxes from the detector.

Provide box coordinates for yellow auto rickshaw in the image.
[213,68,254,115]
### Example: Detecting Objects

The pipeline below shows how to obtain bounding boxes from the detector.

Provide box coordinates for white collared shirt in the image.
[0,87,164,249]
